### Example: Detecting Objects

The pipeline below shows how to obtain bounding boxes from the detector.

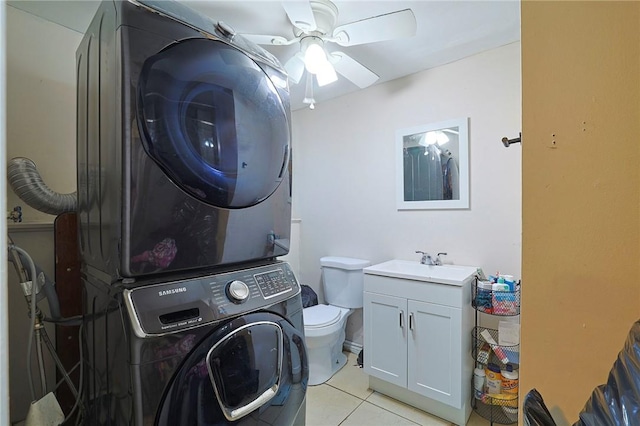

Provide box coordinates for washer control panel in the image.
[254,268,292,299]
[124,261,300,337]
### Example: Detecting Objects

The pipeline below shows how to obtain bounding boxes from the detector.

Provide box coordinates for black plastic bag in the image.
[574,320,640,426]
[523,388,557,426]
[300,285,318,308]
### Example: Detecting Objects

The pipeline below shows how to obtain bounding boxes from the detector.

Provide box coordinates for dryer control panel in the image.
[124,261,300,338]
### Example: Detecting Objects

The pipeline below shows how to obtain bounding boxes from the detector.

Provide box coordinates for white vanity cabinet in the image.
[363,261,476,426]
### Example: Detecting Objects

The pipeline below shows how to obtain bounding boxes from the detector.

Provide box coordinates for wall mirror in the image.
[396,117,469,210]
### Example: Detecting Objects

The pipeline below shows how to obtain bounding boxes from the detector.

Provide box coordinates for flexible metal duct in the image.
[7,157,77,215]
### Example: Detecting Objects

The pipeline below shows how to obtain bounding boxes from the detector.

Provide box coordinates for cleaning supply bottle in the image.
[473,367,486,399]
[492,277,510,292]
[500,274,516,291]
[501,365,519,395]
[485,363,502,395]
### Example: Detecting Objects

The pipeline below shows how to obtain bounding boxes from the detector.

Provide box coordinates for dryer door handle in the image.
[228,385,279,421]
[207,321,283,422]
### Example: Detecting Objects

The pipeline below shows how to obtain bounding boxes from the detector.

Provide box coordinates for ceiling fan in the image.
[243,0,416,107]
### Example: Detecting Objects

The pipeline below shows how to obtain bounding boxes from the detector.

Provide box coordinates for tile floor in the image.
[306,352,491,426]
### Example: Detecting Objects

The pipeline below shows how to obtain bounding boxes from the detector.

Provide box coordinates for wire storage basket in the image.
[473,392,519,424]
[470,326,520,424]
[472,279,520,316]
[472,326,520,367]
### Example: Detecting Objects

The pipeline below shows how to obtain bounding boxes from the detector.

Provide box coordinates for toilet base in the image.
[304,306,355,385]
[307,343,347,386]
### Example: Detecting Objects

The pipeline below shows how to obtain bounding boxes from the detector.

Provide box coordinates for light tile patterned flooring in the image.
[306,352,491,426]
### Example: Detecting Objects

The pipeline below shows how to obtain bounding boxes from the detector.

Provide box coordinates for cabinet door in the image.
[363,292,407,388]
[407,300,462,408]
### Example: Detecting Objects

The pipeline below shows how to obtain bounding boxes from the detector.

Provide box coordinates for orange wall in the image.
[521,1,640,422]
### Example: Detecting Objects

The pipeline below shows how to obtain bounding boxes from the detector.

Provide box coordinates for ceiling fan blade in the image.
[330,51,379,89]
[282,1,317,32]
[284,53,305,84]
[332,9,416,47]
[241,34,289,46]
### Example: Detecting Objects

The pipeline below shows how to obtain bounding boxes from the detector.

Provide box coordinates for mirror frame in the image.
[396,117,469,210]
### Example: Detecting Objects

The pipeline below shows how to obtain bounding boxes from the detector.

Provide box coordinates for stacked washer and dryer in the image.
[76,1,307,424]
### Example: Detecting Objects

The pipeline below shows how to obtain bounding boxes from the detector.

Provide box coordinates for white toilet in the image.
[303,256,370,386]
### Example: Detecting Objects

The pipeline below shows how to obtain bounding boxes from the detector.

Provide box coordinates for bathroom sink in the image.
[363,259,477,286]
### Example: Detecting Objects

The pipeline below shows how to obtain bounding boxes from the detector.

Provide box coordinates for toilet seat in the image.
[304,305,343,329]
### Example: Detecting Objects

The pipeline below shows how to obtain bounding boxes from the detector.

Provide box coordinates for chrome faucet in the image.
[416,250,435,265]
[416,251,448,266]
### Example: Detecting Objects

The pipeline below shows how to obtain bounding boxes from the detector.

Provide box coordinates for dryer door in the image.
[138,38,290,209]
[155,312,308,425]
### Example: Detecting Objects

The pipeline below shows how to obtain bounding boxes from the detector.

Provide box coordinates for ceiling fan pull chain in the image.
[302,72,316,110]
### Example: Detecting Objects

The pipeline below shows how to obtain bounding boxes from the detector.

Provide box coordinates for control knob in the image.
[226,280,249,304]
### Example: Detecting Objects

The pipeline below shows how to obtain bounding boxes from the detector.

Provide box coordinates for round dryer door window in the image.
[138,38,290,209]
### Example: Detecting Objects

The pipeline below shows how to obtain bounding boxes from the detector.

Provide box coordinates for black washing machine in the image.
[76,0,292,281]
[83,261,308,425]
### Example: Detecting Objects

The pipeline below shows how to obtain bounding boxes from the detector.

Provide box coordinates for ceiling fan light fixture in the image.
[315,61,337,87]
[304,40,328,74]
[284,53,305,84]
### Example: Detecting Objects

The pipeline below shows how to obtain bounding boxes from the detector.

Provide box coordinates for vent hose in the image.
[7,157,77,215]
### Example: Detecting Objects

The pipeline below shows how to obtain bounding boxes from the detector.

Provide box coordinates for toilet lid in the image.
[303,305,342,328]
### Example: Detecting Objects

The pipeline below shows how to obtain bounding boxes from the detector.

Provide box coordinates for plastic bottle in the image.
[500,274,516,291]
[501,366,519,395]
[485,363,502,395]
[492,282,510,292]
[473,368,486,399]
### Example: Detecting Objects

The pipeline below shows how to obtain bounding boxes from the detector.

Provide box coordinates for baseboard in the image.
[342,340,363,354]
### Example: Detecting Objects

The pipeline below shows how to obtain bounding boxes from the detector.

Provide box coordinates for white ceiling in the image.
[7,0,521,110]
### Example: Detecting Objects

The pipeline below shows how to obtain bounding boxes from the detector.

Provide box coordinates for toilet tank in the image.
[320,257,371,308]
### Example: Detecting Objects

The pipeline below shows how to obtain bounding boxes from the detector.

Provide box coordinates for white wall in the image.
[291,42,522,345]
[6,5,79,225]
[5,6,81,422]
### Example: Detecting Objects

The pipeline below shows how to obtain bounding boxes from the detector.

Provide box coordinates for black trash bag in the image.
[574,320,640,426]
[357,349,364,368]
[523,389,557,426]
[300,285,318,308]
